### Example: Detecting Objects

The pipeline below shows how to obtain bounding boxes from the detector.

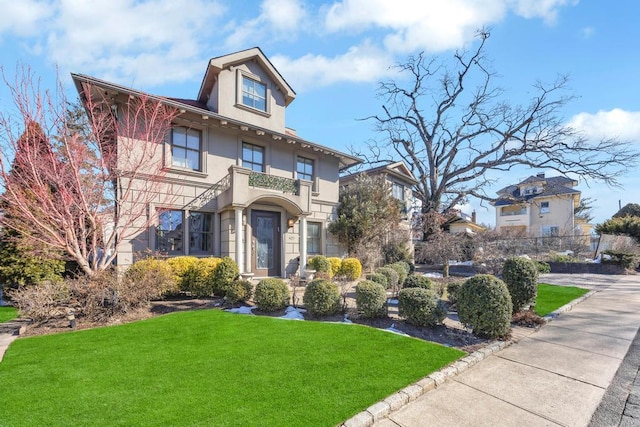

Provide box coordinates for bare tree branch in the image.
[356,29,638,219]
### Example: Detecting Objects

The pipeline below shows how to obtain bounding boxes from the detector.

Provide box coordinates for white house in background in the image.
[491,173,592,238]
[73,47,360,278]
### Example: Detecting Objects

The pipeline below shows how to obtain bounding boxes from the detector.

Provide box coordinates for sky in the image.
[0,0,638,227]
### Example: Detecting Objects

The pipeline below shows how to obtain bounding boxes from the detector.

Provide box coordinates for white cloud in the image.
[568,109,640,143]
[323,0,577,53]
[271,43,394,90]
[511,0,579,24]
[225,0,307,50]
[0,0,54,37]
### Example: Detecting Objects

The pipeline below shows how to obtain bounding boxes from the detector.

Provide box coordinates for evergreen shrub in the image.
[457,274,512,338]
[355,280,387,318]
[303,279,340,317]
[502,257,539,313]
[254,278,290,312]
[398,287,446,327]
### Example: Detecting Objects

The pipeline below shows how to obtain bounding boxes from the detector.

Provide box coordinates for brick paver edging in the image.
[340,289,598,427]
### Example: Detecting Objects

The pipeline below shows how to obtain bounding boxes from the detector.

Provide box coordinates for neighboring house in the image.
[491,173,591,238]
[443,210,485,234]
[340,161,418,253]
[73,47,360,278]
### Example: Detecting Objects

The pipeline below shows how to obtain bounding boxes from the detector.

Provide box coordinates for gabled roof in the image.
[493,174,580,206]
[198,47,296,107]
[340,161,419,185]
[70,73,361,171]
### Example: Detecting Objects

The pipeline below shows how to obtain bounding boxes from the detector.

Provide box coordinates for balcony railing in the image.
[500,208,527,216]
[248,171,299,194]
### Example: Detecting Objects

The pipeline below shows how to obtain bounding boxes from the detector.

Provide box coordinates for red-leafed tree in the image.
[0,65,180,276]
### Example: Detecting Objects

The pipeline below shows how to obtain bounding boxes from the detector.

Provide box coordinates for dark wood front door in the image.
[251,210,281,276]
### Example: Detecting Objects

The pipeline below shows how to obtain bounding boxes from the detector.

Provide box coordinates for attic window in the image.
[242,76,267,112]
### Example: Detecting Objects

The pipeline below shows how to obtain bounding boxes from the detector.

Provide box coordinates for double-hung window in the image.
[307,222,322,255]
[392,183,405,201]
[171,127,201,171]
[242,76,267,112]
[540,201,550,214]
[156,210,183,254]
[296,157,314,181]
[242,143,264,172]
[189,212,213,254]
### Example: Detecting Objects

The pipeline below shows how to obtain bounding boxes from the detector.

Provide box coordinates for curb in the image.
[340,288,598,427]
[0,319,30,363]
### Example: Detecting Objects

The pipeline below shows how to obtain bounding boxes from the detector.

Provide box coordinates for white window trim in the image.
[236,69,271,117]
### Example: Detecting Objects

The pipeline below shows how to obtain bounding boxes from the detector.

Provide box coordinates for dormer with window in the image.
[197,47,296,134]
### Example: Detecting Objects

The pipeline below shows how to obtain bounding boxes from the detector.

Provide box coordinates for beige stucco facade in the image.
[492,174,591,238]
[73,48,359,278]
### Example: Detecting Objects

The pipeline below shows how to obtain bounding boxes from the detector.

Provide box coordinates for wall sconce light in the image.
[287,217,296,228]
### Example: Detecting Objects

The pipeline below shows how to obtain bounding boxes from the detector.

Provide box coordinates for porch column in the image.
[300,216,307,278]
[235,207,244,273]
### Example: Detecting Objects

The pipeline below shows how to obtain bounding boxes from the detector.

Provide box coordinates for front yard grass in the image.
[0,306,17,323]
[535,283,589,316]
[0,309,463,426]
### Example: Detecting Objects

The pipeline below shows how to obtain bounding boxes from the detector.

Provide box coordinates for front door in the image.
[251,210,281,276]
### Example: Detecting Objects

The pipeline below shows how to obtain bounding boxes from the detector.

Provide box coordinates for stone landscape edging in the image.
[340,288,599,427]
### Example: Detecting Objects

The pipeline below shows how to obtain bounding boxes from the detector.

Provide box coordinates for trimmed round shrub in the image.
[125,258,178,296]
[398,287,447,327]
[303,279,340,317]
[225,280,253,304]
[365,272,388,288]
[254,278,290,312]
[339,258,362,280]
[446,281,464,305]
[309,255,331,274]
[327,257,342,278]
[457,274,512,338]
[536,261,551,274]
[388,262,409,285]
[502,257,539,313]
[355,280,387,318]
[403,274,433,290]
[182,257,221,297]
[376,267,399,290]
[209,256,239,296]
[167,256,199,289]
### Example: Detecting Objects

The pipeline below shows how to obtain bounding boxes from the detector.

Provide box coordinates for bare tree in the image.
[0,65,180,276]
[356,30,638,218]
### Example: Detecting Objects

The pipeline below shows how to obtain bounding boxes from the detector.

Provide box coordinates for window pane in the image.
[189,212,213,253]
[307,222,321,254]
[253,147,263,164]
[157,210,183,253]
[254,97,266,111]
[172,127,186,146]
[254,82,266,97]
[186,150,200,170]
[172,147,187,168]
[186,129,200,150]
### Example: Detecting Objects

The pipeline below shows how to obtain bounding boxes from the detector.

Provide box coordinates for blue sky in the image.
[0,0,638,227]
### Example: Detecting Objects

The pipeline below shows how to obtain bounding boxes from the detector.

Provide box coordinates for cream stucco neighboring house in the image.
[72,47,360,278]
[491,173,592,238]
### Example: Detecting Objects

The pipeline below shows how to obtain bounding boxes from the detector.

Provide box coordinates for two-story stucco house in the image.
[339,161,418,255]
[491,173,591,237]
[72,47,360,278]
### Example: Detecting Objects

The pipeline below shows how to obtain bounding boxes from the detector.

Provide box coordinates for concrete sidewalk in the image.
[371,273,640,427]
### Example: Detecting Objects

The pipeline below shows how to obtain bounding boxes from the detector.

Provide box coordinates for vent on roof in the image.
[537,172,545,178]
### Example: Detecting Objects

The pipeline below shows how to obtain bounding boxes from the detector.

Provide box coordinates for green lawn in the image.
[0,306,18,323]
[0,309,463,426]
[535,283,589,316]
